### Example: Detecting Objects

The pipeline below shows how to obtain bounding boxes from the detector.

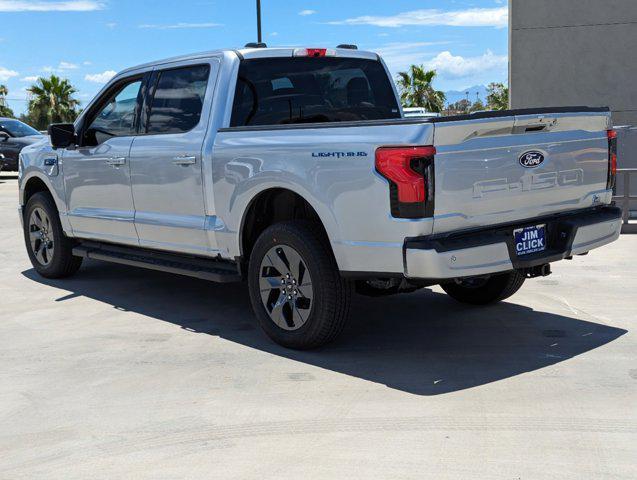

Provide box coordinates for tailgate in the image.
[432,110,612,234]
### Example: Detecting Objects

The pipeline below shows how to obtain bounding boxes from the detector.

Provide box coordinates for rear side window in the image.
[230,57,400,127]
[147,65,210,134]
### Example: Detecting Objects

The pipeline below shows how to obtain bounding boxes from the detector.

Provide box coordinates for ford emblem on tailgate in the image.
[519,151,545,168]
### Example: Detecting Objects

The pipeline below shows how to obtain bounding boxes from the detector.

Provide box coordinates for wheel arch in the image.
[239,187,336,270]
[19,172,71,235]
[22,175,51,206]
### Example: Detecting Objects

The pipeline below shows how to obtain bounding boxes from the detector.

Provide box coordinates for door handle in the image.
[172,155,197,166]
[105,157,127,166]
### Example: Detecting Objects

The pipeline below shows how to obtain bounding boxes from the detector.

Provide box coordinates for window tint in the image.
[0,120,40,137]
[230,57,400,127]
[87,79,142,143]
[147,65,210,134]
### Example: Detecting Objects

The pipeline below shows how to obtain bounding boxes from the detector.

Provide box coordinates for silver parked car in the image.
[18,45,622,349]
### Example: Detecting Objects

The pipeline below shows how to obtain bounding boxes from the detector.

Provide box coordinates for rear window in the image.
[230,57,400,127]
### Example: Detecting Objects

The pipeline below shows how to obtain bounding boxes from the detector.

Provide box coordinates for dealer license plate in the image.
[513,224,547,256]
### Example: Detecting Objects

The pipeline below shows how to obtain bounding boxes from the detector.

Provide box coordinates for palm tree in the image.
[0,84,14,117]
[486,82,509,111]
[396,65,446,113]
[26,75,80,130]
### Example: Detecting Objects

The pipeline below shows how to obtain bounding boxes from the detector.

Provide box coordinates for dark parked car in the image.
[0,118,44,171]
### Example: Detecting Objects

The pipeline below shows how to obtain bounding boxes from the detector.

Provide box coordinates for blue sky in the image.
[0,0,509,114]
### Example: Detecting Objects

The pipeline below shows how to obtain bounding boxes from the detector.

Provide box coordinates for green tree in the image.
[486,82,509,111]
[26,75,80,130]
[0,85,15,118]
[469,99,485,113]
[396,65,446,113]
[448,99,471,114]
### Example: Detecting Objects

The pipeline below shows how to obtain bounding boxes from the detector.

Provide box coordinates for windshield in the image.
[230,57,401,127]
[0,119,40,138]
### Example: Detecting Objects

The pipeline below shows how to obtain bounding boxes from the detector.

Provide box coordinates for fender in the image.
[217,175,343,265]
[19,159,73,236]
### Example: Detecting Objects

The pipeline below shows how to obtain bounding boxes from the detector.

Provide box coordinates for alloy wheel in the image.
[259,244,313,331]
[29,207,55,266]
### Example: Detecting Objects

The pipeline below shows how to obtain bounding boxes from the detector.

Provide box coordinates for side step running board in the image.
[73,241,242,283]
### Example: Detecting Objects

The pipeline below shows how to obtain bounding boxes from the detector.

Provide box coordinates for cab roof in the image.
[118,47,380,76]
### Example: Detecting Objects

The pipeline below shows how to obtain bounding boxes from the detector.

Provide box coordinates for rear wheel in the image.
[248,221,352,350]
[23,192,82,278]
[441,271,525,305]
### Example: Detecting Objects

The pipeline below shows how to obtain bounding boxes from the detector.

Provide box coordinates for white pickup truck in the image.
[18,45,622,349]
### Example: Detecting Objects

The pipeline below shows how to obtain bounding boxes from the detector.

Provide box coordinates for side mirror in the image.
[48,123,76,149]
[0,132,9,142]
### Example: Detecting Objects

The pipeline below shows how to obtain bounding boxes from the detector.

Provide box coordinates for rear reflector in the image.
[376,146,436,218]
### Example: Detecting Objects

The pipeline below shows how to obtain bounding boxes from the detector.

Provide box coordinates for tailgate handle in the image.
[524,124,548,133]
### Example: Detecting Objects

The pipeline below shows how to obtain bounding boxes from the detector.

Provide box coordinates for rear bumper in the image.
[404,206,622,280]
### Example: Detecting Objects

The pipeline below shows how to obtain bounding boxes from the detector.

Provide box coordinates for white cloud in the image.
[330,7,508,28]
[42,61,80,73]
[375,42,452,73]
[299,9,316,16]
[0,66,19,81]
[21,76,39,82]
[58,61,79,70]
[0,1,104,12]
[269,32,278,36]
[376,43,508,82]
[83,61,92,65]
[139,22,222,29]
[105,22,117,28]
[424,50,508,78]
[85,70,116,83]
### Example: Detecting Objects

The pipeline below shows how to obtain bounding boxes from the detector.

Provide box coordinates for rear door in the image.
[129,60,219,255]
[432,110,612,234]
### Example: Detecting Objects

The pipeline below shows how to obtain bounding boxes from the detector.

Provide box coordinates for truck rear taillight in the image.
[607,129,617,190]
[375,146,435,219]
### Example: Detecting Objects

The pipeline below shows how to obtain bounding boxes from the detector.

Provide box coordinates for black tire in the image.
[23,192,83,279]
[248,220,352,350]
[441,271,526,305]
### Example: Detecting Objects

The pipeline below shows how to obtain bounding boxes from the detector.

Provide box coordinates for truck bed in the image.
[215,106,613,274]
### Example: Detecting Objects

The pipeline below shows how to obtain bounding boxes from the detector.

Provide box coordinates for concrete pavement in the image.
[1,173,635,479]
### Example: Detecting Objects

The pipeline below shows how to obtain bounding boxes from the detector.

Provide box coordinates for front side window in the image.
[146,65,210,134]
[85,79,142,145]
[230,57,401,127]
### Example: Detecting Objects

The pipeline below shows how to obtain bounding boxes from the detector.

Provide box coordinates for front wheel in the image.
[23,192,83,278]
[248,221,352,350]
[441,271,526,305]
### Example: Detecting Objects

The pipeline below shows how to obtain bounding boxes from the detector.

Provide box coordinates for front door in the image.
[130,62,217,255]
[63,76,144,245]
